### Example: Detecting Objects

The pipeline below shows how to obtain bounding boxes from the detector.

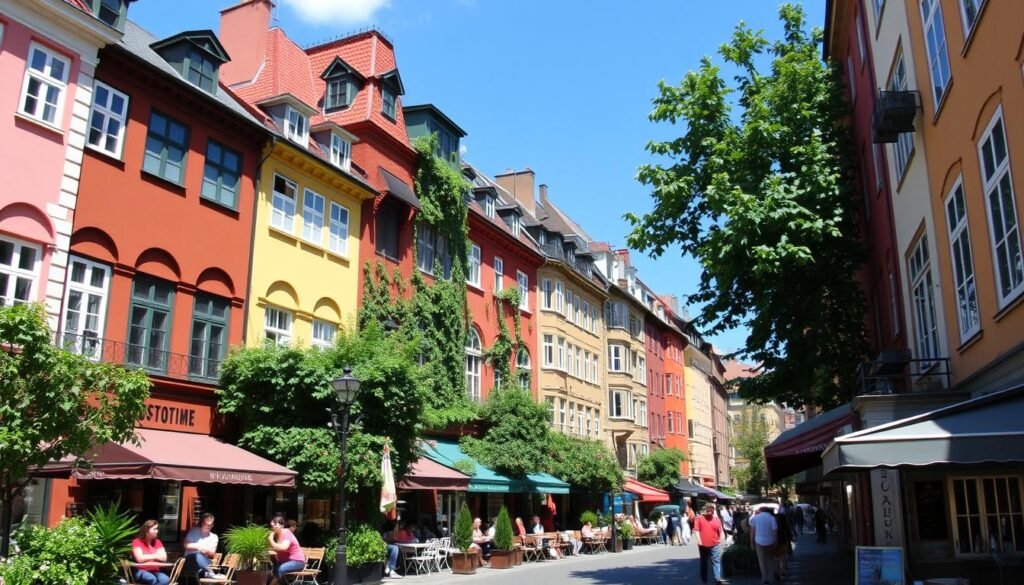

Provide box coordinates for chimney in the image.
[494,168,536,216]
[538,184,549,203]
[218,0,274,86]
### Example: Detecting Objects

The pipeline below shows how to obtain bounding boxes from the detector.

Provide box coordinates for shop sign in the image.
[855,546,904,585]
[870,469,904,547]
[139,397,213,433]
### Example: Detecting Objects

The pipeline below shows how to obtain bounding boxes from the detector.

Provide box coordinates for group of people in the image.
[129,513,306,585]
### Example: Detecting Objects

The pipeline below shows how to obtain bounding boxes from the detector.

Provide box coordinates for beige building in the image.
[684,342,715,485]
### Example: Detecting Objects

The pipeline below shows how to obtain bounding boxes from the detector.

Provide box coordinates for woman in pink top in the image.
[131,520,169,585]
[268,514,305,585]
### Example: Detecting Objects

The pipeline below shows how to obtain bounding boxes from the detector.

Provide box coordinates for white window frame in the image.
[494,257,504,292]
[945,178,980,342]
[0,235,42,307]
[60,255,111,358]
[311,319,336,349]
[284,105,308,144]
[564,289,574,321]
[567,344,576,377]
[541,278,552,309]
[517,349,530,389]
[302,188,325,245]
[609,388,631,420]
[637,356,647,384]
[591,305,599,333]
[889,54,914,181]
[608,344,628,373]
[417,223,435,275]
[271,174,298,233]
[555,281,564,313]
[978,108,1024,306]
[264,306,293,345]
[328,201,350,256]
[908,236,940,368]
[517,270,529,310]
[542,334,554,367]
[483,195,495,218]
[958,0,984,36]
[20,43,70,126]
[636,400,647,427]
[467,242,481,287]
[466,328,482,402]
[329,133,352,172]
[86,80,129,158]
[557,336,566,370]
[582,300,590,331]
[920,0,952,106]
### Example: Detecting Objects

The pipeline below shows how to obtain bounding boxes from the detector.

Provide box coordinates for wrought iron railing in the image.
[58,332,221,385]
[540,242,595,278]
[855,351,951,397]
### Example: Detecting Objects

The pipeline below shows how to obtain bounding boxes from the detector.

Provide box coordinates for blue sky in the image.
[128,0,826,353]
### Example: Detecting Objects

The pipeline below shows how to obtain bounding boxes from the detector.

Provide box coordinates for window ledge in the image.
[930,82,953,124]
[993,287,1024,322]
[375,251,401,263]
[467,282,485,295]
[140,168,187,191]
[956,328,983,353]
[14,111,64,137]
[297,238,352,264]
[959,1,989,57]
[85,143,125,163]
[268,225,299,242]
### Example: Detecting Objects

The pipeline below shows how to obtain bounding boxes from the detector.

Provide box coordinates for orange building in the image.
[662,308,689,476]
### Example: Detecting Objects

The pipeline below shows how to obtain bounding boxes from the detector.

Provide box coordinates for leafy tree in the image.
[636,448,688,491]
[730,408,771,496]
[625,3,867,408]
[216,321,423,494]
[460,386,551,477]
[545,433,624,494]
[0,304,150,558]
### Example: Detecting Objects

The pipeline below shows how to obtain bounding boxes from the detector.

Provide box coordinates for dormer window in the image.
[484,195,495,218]
[510,212,521,236]
[330,133,351,172]
[381,87,396,120]
[285,106,308,144]
[378,69,405,122]
[186,46,217,93]
[320,57,364,113]
[326,79,351,111]
[91,0,126,29]
[150,31,230,96]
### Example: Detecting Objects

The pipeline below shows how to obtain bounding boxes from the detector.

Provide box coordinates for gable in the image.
[320,56,366,83]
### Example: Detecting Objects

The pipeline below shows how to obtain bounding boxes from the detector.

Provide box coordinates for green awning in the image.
[523,472,571,495]
[420,439,570,494]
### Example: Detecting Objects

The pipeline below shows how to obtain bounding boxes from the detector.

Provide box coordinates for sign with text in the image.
[871,468,905,547]
[855,546,904,585]
[138,397,213,433]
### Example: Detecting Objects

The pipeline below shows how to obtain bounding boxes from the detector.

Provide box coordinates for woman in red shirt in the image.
[131,520,169,585]
[268,514,306,585]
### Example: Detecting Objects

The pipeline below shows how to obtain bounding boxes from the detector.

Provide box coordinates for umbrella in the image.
[380,444,397,516]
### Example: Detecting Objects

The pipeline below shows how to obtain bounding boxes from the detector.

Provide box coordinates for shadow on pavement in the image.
[569,556,701,585]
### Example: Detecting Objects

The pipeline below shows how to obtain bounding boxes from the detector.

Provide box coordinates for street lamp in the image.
[331,367,361,585]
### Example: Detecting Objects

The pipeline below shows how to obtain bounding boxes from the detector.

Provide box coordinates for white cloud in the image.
[280,0,392,26]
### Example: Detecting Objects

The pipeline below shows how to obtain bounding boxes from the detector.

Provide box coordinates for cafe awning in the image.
[398,457,470,491]
[822,385,1024,474]
[40,428,296,487]
[420,439,570,494]
[624,478,671,502]
[673,478,713,497]
[523,472,571,495]
[764,402,858,482]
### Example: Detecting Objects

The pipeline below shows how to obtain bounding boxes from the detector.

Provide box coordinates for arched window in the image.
[465,328,482,402]
[517,349,531,389]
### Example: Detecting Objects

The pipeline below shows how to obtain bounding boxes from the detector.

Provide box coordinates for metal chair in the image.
[283,547,324,584]
[406,540,440,575]
[199,552,239,584]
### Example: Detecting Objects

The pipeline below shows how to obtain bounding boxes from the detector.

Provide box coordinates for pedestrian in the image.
[814,507,827,544]
[694,503,727,585]
[682,498,695,545]
[667,509,680,545]
[774,507,793,578]
[656,512,669,545]
[719,505,734,546]
[749,506,779,585]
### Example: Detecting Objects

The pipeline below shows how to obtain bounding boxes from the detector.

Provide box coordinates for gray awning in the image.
[673,478,714,497]
[380,167,420,209]
[822,385,1024,474]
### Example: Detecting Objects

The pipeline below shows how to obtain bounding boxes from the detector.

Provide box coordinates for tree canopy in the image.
[0,304,150,557]
[636,448,688,491]
[460,385,552,477]
[625,3,867,408]
[546,433,625,494]
[730,408,771,496]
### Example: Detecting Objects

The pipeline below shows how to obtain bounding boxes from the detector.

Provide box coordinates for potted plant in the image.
[224,525,272,585]
[617,519,634,551]
[722,540,759,577]
[579,510,599,527]
[342,525,387,584]
[489,507,514,569]
[450,502,476,575]
[86,502,137,584]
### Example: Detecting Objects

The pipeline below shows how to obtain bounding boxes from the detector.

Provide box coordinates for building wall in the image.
[604,286,649,474]
[664,329,689,474]
[684,344,715,484]
[903,0,1024,393]
[645,319,667,454]
[710,378,730,487]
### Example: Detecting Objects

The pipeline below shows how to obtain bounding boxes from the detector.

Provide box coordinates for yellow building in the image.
[602,284,650,474]
[683,340,715,486]
[246,138,375,347]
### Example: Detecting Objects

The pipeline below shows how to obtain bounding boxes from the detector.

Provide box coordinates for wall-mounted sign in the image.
[138,397,213,433]
[870,469,905,547]
[855,546,904,585]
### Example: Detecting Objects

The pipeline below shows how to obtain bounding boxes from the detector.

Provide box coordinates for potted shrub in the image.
[343,525,387,584]
[579,510,599,528]
[86,503,137,584]
[450,502,476,575]
[224,525,272,585]
[722,540,759,577]
[617,519,634,551]
[489,507,514,569]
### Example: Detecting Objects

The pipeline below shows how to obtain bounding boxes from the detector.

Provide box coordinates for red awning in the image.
[624,478,671,502]
[398,457,470,491]
[764,403,859,482]
[40,428,296,487]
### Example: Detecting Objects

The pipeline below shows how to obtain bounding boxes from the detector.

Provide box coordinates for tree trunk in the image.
[1,484,14,559]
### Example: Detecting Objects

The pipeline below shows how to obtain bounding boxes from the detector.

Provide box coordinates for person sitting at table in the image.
[380,521,404,579]
[395,520,418,544]
[183,513,223,580]
[131,519,170,585]
[581,521,596,539]
[414,515,437,542]
[530,515,559,558]
[562,529,582,555]
[268,515,305,585]
[469,517,493,564]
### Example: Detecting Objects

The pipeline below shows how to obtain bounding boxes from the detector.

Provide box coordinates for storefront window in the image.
[951,476,1024,556]
[159,482,181,543]
[912,480,948,540]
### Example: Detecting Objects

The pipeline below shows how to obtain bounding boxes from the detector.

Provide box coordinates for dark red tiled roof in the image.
[63,0,91,13]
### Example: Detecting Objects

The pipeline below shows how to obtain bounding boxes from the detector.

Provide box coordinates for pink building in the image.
[0,0,128,326]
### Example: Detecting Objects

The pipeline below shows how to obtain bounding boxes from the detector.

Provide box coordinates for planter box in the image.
[236,570,271,585]
[490,550,513,569]
[346,561,383,584]
[512,547,524,565]
[451,552,477,575]
[611,539,622,553]
[622,539,633,551]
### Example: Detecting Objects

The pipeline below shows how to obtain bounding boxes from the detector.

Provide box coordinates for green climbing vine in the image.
[484,287,527,390]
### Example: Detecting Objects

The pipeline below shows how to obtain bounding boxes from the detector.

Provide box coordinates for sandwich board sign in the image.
[855,546,904,585]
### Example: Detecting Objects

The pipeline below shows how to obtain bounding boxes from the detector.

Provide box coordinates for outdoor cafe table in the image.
[128,562,176,568]
[397,542,435,573]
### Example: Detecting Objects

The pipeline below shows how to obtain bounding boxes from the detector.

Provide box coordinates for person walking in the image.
[774,508,793,579]
[719,505,734,546]
[814,507,827,543]
[749,506,779,585]
[682,499,695,545]
[694,503,727,585]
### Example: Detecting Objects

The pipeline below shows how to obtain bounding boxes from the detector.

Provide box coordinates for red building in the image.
[663,310,689,475]
[643,300,668,451]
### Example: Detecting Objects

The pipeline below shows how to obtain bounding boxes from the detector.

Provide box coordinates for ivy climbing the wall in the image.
[484,287,527,390]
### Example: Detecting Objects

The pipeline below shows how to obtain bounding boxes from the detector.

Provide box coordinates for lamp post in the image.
[331,367,361,585]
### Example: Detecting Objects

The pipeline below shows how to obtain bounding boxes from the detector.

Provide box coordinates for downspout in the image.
[241,135,278,345]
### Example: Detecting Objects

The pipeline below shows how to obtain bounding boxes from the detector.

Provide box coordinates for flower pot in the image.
[346,561,384,584]
[622,539,633,551]
[610,539,622,553]
[451,552,477,575]
[236,570,271,585]
[489,550,513,569]
[512,547,524,565]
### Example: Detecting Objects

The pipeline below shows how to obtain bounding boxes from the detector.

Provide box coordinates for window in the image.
[979,110,1024,305]
[541,278,552,309]
[417,224,435,274]
[635,401,647,426]
[517,271,529,310]
[543,334,554,367]
[494,257,504,292]
[908,236,940,367]
[467,243,481,286]
[143,111,189,184]
[950,476,1024,556]
[583,301,590,331]
[873,0,885,20]
[557,337,566,370]
[60,256,110,358]
[668,412,674,434]
[328,202,350,256]
[264,306,292,345]
[606,301,627,328]
[325,79,351,111]
[637,357,647,384]
[381,87,396,120]
[302,189,325,244]
[87,81,129,157]
[959,0,983,34]
[517,349,530,389]
[201,140,241,208]
[0,236,40,307]
[189,294,228,380]
[567,345,576,377]
[329,133,352,172]
[483,195,495,218]
[20,44,69,125]
[559,398,567,430]
[889,271,901,337]
[573,295,581,324]
[271,174,298,232]
[920,0,952,105]
[284,105,308,144]
[312,320,336,349]
[609,389,631,419]
[608,344,628,373]
[510,213,521,237]
[92,0,124,28]
[555,281,564,312]
[185,46,217,93]
[591,305,599,333]
[465,328,482,402]
[375,199,401,260]
[889,55,914,180]
[847,56,857,103]
[564,289,573,321]
[127,276,174,372]
[946,179,980,341]
[873,143,884,191]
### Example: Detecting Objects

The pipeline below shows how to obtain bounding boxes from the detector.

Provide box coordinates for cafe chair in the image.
[199,552,239,584]
[283,547,325,584]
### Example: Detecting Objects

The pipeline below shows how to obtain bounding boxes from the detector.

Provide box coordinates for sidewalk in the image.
[726,532,854,585]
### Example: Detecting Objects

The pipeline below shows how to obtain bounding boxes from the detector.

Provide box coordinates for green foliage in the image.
[636,448,688,491]
[731,408,771,495]
[625,3,867,408]
[0,518,103,585]
[344,524,387,567]
[616,519,634,541]
[452,458,477,476]
[321,535,339,567]
[460,387,551,476]
[579,510,599,527]
[412,134,471,273]
[0,303,150,557]
[722,540,759,576]
[217,322,423,494]
[545,433,624,493]
[85,502,137,582]
[454,502,474,552]
[484,288,526,391]
[225,525,271,570]
[493,507,514,551]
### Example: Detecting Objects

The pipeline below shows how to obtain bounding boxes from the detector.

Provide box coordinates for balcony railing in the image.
[855,349,951,397]
[58,332,221,385]
[540,242,595,279]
